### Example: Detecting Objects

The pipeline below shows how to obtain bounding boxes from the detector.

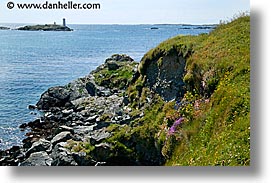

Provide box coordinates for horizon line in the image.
[0,22,219,26]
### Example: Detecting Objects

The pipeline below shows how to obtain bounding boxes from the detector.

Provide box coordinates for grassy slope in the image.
[164,16,250,166]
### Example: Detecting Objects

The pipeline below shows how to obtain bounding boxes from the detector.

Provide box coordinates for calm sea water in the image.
[0,24,212,150]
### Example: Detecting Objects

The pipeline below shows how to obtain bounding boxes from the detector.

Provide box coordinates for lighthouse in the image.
[63,18,66,27]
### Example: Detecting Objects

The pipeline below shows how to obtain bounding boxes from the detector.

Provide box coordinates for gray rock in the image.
[107,61,119,70]
[51,144,77,166]
[90,130,111,145]
[72,152,97,166]
[80,110,89,117]
[93,143,112,162]
[73,125,97,136]
[86,115,98,122]
[26,139,51,158]
[55,126,74,135]
[62,109,74,115]
[85,82,97,96]
[105,54,134,63]
[36,86,72,110]
[99,90,112,97]
[141,50,186,101]
[51,131,73,146]
[28,105,36,110]
[19,152,52,166]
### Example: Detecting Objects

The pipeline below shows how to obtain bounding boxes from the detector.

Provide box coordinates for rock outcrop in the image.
[138,46,188,101]
[0,26,10,30]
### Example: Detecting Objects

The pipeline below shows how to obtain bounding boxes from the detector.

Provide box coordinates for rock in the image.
[73,125,97,137]
[72,152,96,166]
[22,138,33,149]
[122,97,130,106]
[28,105,36,110]
[36,86,72,110]
[86,115,98,122]
[105,54,134,63]
[55,126,74,135]
[90,130,111,145]
[19,152,52,166]
[107,61,119,70]
[85,82,97,96]
[26,139,51,158]
[92,143,112,162]
[51,143,77,166]
[51,131,73,146]
[64,79,92,100]
[80,110,89,117]
[139,47,186,101]
[0,26,10,30]
[0,146,22,165]
[19,123,28,129]
[98,90,112,97]
[27,119,42,129]
[62,109,74,116]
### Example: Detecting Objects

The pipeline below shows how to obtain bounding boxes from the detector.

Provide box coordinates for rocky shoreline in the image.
[0,49,188,166]
[0,54,141,166]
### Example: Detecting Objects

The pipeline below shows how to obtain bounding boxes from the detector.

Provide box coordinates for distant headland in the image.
[0,26,10,30]
[17,18,73,31]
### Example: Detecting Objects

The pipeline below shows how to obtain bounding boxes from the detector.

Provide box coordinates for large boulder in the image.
[50,142,77,166]
[26,139,51,158]
[36,76,105,111]
[51,131,73,146]
[36,86,72,110]
[19,151,52,166]
[105,54,134,63]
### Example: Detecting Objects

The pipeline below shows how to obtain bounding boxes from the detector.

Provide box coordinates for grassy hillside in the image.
[130,15,250,166]
[162,15,250,166]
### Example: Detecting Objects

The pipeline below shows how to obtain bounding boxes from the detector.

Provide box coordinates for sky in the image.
[0,0,250,24]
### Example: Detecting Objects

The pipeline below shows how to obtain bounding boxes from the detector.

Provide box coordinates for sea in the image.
[0,23,213,150]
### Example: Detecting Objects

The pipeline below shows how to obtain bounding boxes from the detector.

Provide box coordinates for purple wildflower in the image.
[168,117,183,135]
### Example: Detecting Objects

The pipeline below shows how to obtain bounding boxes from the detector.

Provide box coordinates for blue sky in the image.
[0,0,250,24]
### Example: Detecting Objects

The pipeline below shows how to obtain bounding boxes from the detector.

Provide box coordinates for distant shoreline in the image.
[0,23,217,31]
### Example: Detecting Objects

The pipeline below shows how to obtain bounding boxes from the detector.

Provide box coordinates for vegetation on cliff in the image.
[165,15,250,166]
[109,15,250,166]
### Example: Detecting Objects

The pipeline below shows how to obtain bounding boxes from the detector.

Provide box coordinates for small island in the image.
[0,26,10,30]
[17,18,73,31]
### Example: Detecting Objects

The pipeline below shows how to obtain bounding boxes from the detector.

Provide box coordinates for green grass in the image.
[93,62,138,90]
[165,15,250,166]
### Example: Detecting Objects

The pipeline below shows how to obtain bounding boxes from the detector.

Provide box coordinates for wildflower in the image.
[168,117,183,135]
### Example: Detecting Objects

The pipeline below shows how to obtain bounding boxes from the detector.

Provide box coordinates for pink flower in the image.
[168,117,183,135]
